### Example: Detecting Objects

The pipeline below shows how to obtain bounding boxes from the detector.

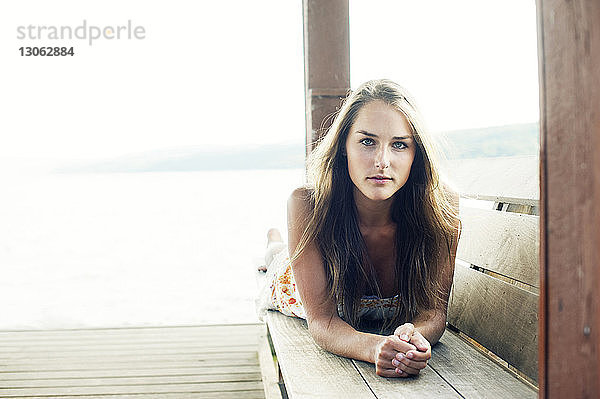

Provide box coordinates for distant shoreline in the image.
[53,122,538,173]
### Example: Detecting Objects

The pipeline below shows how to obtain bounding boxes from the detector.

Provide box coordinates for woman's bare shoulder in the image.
[288,185,315,216]
[287,186,316,244]
[289,185,314,200]
[440,181,461,236]
[440,181,459,209]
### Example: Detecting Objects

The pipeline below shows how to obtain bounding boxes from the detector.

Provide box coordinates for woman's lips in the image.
[367,176,392,184]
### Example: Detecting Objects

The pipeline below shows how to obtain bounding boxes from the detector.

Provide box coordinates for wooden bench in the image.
[259,155,539,398]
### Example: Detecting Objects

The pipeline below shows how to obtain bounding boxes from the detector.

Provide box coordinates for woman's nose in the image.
[375,147,390,169]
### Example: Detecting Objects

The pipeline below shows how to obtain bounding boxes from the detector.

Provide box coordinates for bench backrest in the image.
[443,155,539,382]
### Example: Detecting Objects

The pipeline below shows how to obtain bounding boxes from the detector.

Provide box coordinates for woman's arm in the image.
[392,188,462,374]
[287,188,416,377]
[412,309,449,346]
[392,259,456,372]
[410,232,460,346]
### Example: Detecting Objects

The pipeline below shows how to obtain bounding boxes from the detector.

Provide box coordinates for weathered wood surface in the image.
[444,156,539,205]
[0,324,266,398]
[448,263,539,381]
[429,330,537,399]
[267,310,535,398]
[457,206,539,287]
[0,382,264,396]
[258,325,283,399]
[266,311,375,398]
[303,0,350,152]
[0,339,254,349]
[0,324,256,340]
[537,0,600,397]
[0,366,261,381]
[351,360,461,399]
[4,394,266,399]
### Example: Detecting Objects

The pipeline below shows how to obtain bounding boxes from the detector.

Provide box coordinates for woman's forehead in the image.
[351,101,413,137]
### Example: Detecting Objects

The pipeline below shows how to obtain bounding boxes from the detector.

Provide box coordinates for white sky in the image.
[0,0,539,162]
[350,0,540,133]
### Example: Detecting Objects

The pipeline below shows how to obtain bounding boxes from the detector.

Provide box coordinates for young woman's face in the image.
[345,100,416,202]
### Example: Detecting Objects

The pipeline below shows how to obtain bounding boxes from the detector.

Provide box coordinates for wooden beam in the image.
[537,0,600,397]
[302,0,350,156]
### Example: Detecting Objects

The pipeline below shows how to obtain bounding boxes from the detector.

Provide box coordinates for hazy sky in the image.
[0,0,539,162]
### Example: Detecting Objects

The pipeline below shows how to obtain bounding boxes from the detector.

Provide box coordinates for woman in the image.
[258,79,461,378]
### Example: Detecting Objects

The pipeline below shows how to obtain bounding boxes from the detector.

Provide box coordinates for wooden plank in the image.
[0,358,259,372]
[537,0,600,397]
[0,323,262,333]
[0,344,260,358]
[429,330,537,398]
[0,349,258,366]
[266,310,375,398]
[0,381,265,397]
[448,263,538,381]
[0,324,266,398]
[444,156,539,205]
[0,373,263,388]
[457,206,539,287]
[258,324,283,399]
[0,333,258,345]
[0,351,258,367]
[11,393,265,399]
[0,324,262,340]
[0,337,258,356]
[352,360,460,399]
[0,365,262,381]
[0,337,258,351]
[0,329,259,343]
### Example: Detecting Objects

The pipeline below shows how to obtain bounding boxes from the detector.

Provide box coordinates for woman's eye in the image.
[393,141,407,149]
[360,138,375,146]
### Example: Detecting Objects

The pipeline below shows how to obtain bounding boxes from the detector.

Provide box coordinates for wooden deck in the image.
[267,311,537,399]
[0,323,266,399]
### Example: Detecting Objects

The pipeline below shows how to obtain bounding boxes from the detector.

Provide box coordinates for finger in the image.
[380,349,398,361]
[393,323,414,340]
[412,339,430,352]
[405,348,431,361]
[393,323,415,342]
[387,335,417,353]
[380,364,413,378]
[376,350,404,371]
[379,336,416,356]
[394,364,421,377]
[376,367,406,378]
[393,368,412,377]
[393,352,427,370]
[391,359,421,375]
[410,332,431,352]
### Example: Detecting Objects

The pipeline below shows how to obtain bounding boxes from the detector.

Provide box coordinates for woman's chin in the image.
[369,195,395,202]
[360,189,397,202]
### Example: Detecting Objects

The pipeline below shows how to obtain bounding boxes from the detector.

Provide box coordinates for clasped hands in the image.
[374,322,431,378]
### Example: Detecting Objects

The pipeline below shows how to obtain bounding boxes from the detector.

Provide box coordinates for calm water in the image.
[0,169,304,330]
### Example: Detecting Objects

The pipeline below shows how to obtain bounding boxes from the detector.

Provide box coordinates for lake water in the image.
[0,169,305,330]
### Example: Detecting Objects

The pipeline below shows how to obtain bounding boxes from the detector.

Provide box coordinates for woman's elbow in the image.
[430,315,448,345]
[306,315,336,350]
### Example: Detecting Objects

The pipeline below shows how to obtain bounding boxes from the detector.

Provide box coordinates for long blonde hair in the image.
[293,79,459,331]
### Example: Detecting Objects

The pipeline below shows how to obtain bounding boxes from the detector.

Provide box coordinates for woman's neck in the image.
[353,188,395,229]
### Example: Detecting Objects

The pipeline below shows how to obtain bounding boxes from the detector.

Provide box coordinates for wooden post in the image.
[537,0,600,397]
[302,0,350,156]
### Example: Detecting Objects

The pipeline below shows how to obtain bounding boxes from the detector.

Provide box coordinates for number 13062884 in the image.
[19,47,75,56]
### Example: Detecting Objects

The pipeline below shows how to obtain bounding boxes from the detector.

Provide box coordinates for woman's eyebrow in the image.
[356,130,413,140]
